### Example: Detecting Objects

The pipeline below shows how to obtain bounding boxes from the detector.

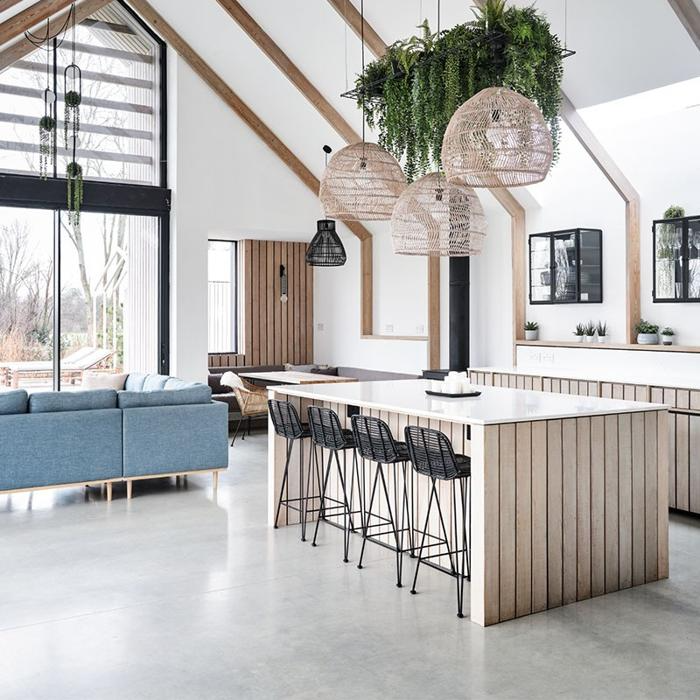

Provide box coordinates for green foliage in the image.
[66,161,83,232]
[584,321,596,336]
[664,205,685,219]
[38,115,56,180]
[661,327,675,336]
[524,320,539,330]
[574,323,586,336]
[357,0,563,180]
[596,321,607,336]
[634,319,659,335]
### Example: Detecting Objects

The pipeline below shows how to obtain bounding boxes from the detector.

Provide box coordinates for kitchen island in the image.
[268,379,669,626]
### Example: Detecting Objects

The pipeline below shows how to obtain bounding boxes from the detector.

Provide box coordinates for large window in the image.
[208,240,238,354]
[0,1,169,390]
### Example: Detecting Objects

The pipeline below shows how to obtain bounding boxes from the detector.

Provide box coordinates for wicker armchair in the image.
[220,372,269,445]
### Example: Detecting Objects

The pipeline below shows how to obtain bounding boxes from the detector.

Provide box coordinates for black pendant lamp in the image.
[307,146,347,267]
[306,219,347,267]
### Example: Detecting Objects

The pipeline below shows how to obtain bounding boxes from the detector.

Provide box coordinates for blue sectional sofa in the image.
[0,373,229,500]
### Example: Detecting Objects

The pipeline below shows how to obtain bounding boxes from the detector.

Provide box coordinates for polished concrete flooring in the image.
[2,432,700,699]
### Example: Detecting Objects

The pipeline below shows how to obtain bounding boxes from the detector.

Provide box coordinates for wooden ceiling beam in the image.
[217,0,360,144]
[0,0,110,71]
[667,0,700,50]
[326,0,386,58]
[0,1,24,16]
[0,0,74,46]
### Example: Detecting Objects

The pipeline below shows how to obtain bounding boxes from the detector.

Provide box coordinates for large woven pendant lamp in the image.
[442,86,553,188]
[391,172,486,256]
[319,0,406,221]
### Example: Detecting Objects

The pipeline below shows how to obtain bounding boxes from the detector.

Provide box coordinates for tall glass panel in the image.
[579,229,602,302]
[688,218,700,299]
[553,232,577,302]
[655,220,683,300]
[530,236,551,302]
[60,211,159,387]
[0,207,54,391]
[208,241,237,353]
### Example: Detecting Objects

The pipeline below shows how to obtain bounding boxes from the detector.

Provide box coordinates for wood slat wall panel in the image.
[618,413,633,590]
[576,417,592,599]
[604,414,620,593]
[210,240,313,369]
[531,420,548,613]
[515,421,532,617]
[547,419,563,609]
[562,418,577,605]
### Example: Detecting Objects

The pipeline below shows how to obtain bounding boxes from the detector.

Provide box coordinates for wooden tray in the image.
[425,390,481,398]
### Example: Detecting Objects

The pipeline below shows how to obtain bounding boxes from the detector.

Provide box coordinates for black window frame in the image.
[207,239,239,355]
[652,214,700,303]
[528,228,603,305]
[0,0,171,381]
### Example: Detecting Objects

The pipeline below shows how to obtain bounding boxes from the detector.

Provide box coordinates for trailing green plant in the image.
[66,161,83,231]
[357,0,563,180]
[574,323,585,337]
[596,321,607,337]
[38,115,55,180]
[64,90,81,149]
[657,205,686,260]
[524,320,539,330]
[664,205,685,219]
[661,327,675,336]
[634,319,659,335]
[584,321,596,337]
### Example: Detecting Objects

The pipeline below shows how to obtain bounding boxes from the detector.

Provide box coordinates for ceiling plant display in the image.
[355,0,564,182]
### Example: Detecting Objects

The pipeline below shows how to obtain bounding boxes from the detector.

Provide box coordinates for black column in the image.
[449,257,470,371]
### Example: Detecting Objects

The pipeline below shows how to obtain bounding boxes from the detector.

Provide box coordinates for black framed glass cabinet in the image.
[529,228,603,304]
[653,215,700,302]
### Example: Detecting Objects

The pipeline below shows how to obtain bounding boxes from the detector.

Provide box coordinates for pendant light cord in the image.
[360,0,366,158]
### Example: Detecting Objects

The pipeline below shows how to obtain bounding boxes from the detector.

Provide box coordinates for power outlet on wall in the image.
[317,323,325,331]
[385,324,394,333]
[416,324,425,335]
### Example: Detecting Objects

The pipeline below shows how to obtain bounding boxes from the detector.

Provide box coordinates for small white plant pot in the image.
[575,335,584,343]
[637,333,659,345]
[598,335,607,344]
[586,335,596,343]
[525,330,539,341]
[662,336,674,346]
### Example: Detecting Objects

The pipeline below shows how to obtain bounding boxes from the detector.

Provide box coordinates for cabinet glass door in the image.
[579,229,602,302]
[688,218,700,300]
[655,220,684,300]
[530,236,551,301]
[553,232,577,302]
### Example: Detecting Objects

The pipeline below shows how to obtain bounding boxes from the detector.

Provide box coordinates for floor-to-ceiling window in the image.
[207,240,238,355]
[0,1,169,391]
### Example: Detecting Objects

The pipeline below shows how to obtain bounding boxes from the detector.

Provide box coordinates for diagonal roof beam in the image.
[667,0,700,50]
[217,0,360,144]
[326,0,386,58]
[0,1,24,16]
[0,0,110,71]
[0,0,74,46]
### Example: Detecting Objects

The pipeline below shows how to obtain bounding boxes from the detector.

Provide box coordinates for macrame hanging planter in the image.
[391,172,487,256]
[66,161,83,229]
[64,5,83,230]
[39,90,56,180]
[63,67,82,151]
[442,86,553,188]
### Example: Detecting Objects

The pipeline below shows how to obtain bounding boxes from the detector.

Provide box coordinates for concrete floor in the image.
[2,432,700,699]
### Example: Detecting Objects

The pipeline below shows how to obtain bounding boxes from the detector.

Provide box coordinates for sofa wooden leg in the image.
[212,471,219,493]
[106,482,113,502]
[126,480,133,499]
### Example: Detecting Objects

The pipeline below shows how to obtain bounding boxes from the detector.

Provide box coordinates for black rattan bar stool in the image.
[269,399,313,541]
[352,414,414,588]
[308,405,362,563]
[404,425,471,618]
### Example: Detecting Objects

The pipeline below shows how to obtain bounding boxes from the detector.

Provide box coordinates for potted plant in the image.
[596,321,608,343]
[524,321,539,341]
[635,319,660,345]
[661,327,675,346]
[585,321,596,343]
[574,323,586,342]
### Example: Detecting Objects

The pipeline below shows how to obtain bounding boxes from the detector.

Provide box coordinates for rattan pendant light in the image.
[442,86,553,188]
[391,173,486,256]
[319,0,406,221]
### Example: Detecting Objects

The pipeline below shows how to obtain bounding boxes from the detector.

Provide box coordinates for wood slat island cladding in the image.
[267,385,668,627]
[470,368,700,517]
[209,240,313,369]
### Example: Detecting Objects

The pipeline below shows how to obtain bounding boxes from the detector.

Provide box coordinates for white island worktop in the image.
[267,379,669,626]
[271,378,666,425]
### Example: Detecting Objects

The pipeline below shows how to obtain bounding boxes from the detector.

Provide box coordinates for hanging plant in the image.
[66,161,83,230]
[38,114,55,180]
[357,0,564,181]
[64,88,81,148]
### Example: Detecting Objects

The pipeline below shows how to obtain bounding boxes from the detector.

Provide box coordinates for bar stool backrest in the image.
[307,405,347,450]
[404,425,460,480]
[268,399,304,440]
[351,414,401,463]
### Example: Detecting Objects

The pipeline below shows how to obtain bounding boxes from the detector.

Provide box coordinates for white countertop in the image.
[271,379,666,426]
[470,365,700,392]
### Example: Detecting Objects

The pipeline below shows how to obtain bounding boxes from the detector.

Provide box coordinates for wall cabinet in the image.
[653,214,700,302]
[529,228,602,304]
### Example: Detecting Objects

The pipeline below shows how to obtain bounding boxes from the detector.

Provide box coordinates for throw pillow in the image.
[82,371,128,390]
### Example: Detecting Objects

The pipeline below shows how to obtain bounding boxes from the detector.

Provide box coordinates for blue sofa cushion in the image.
[29,389,117,413]
[124,373,147,391]
[143,374,171,391]
[117,384,212,409]
[0,390,28,415]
